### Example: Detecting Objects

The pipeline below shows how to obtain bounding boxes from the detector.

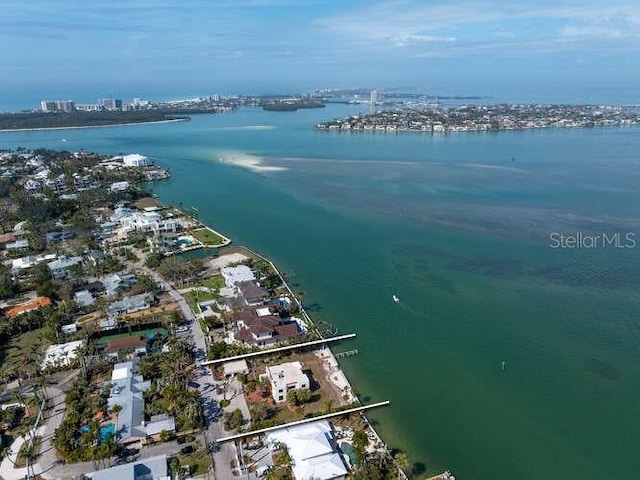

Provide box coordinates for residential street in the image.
[139,261,259,479]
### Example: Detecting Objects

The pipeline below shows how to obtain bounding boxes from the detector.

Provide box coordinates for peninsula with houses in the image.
[0,148,451,480]
[315,104,640,133]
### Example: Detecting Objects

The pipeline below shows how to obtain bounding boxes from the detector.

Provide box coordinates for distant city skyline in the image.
[2,0,640,109]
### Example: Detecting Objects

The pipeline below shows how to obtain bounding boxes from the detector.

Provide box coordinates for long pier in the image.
[200,333,357,365]
[215,401,390,443]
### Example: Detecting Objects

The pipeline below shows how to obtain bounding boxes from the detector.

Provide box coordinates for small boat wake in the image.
[391,294,431,320]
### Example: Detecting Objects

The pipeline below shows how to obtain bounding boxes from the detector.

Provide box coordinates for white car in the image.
[174,325,189,333]
[256,465,272,477]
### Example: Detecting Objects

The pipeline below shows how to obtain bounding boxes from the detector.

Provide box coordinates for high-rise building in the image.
[370,89,379,105]
[40,100,75,112]
[99,98,123,111]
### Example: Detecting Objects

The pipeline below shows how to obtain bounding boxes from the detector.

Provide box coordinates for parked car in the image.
[180,445,194,455]
[174,325,189,333]
[256,465,272,477]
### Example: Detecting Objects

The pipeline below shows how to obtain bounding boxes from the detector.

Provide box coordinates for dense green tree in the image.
[223,408,244,431]
[352,429,369,466]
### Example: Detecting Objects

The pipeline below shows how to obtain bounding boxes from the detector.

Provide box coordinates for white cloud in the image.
[316,0,640,47]
[561,26,623,38]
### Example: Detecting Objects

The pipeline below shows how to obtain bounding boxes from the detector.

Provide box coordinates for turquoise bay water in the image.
[2,106,640,479]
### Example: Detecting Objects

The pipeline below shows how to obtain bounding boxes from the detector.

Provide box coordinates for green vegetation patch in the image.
[191,228,225,246]
[175,449,211,477]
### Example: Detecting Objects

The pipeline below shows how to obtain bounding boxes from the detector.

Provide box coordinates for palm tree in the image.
[394,451,410,475]
[183,397,202,425]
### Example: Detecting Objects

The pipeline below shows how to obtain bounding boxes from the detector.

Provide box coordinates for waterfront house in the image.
[110,206,179,234]
[266,361,309,403]
[236,280,269,305]
[122,153,152,167]
[231,305,300,347]
[221,265,255,287]
[266,421,348,480]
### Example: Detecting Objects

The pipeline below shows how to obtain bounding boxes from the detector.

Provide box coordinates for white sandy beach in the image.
[0,117,187,133]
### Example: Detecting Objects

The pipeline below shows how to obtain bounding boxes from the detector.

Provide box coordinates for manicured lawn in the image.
[191,228,226,246]
[184,291,217,315]
[199,275,225,291]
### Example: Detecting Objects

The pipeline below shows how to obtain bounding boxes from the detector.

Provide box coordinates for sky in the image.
[2,0,640,108]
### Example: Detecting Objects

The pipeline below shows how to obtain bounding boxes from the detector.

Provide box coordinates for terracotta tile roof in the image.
[5,297,52,318]
[0,233,16,244]
[104,336,147,353]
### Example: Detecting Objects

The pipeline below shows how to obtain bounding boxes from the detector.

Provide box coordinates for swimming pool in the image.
[177,236,194,246]
[339,442,356,467]
[99,423,116,443]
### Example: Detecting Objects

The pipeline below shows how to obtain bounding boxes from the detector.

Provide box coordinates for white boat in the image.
[392,294,400,303]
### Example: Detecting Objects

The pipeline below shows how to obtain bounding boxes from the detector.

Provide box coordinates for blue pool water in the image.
[340,442,356,466]
[177,236,194,246]
[99,423,116,442]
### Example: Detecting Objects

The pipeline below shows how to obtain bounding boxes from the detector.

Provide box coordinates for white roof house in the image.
[86,454,169,480]
[266,421,348,480]
[110,207,178,234]
[108,361,161,442]
[122,154,152,167]
[221,265,255,288]
[41,340,84,370]
[266,361,309,403]
[145,414,176,437]
[110,181,130,192]
[11,253,56,272]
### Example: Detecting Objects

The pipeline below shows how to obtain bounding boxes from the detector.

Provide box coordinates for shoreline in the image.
[0,117,188,133]
[179,233,409,475]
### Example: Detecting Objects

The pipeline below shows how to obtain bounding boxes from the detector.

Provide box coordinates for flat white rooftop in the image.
[41,340,84,370]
